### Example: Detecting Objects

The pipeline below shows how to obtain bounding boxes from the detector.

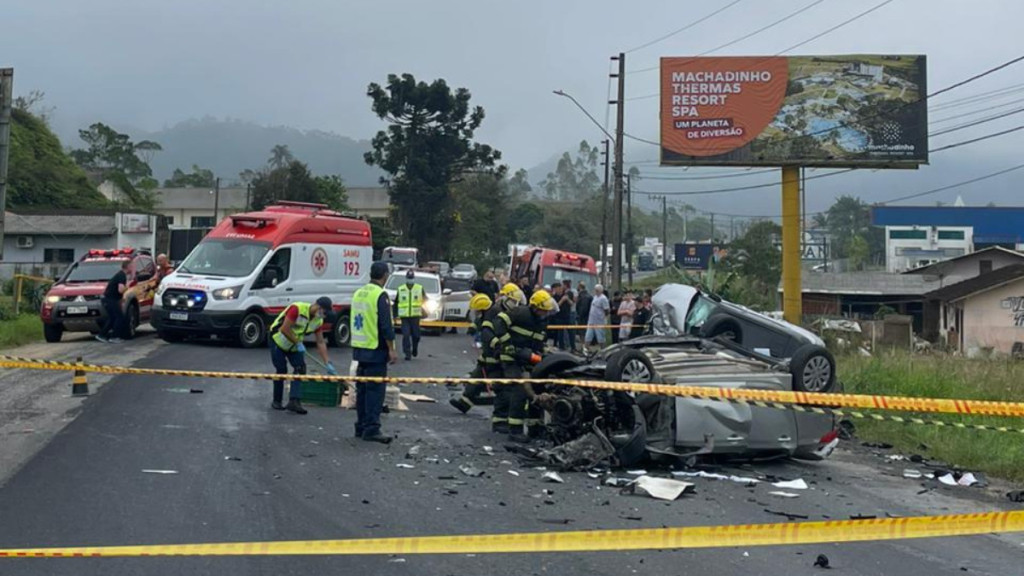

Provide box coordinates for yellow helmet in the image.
[469,293,493,311]
[529,289,557,312]
[500,282,526,305]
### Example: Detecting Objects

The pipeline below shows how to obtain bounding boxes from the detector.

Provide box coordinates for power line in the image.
[629,123,1024,197]
[629,0,828,75]
[930,107,1024,136]
[879,162,1024,204]
[930,55,1024,99]
[773,0,897,55]
[931,95,1024,124]
[929,82,1024,112]
[624,0,745,54]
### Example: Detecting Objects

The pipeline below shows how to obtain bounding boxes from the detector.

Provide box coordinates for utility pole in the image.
[710,213,715,242]
[626,173,633,286]
[245,182,251,212]
[212,177,221,226]
[0,69,12,260]
[610,52,625,293]
[600,139,610,285]
[661,195,668,265]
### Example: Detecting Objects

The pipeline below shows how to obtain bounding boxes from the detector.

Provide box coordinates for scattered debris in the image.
[506,429,615,470]
[141,469,178,474]
[768,491,800,499]
[542,471,565,484]
[508,470,520,477]
[400,393,436,403]
[223,456,242,462]
[540,518,574,525]
[813,438,839,459]
[862,441,893,449]
[850,514,877,520]
[406,445,421,458]
[886,454,906,462]
[1007,490,1024,503]
[672,471,760,485]
[771,479,809,490]
[903,469,923,479]
[814,554,831,569]
[604,477,633,487]
[958,472,979,487]
[459,465,485,477]
[481,446,494,456]
[764,509,808,520]
[624,476,695,501]
[626,469,648,476]
[395,463,415,469]
[937,474,958,487]
[837,420,856,440]
[189,388,204,393]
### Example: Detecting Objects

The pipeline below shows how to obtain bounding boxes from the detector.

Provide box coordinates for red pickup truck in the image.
[40,248,158,342]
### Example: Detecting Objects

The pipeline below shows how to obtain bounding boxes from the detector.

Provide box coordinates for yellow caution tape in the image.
[1,510,1021,557]
[398,320,634,330]
[3,355,1024,419]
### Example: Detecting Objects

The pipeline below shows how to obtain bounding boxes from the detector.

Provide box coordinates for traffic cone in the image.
[71,356,89,396]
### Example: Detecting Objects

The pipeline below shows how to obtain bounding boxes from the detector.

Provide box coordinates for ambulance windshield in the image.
[178,239,271,278]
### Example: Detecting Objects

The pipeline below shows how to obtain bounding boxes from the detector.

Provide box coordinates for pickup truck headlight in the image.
[212,285,244,300]
[422,299,440,314]
[45,295,61,304]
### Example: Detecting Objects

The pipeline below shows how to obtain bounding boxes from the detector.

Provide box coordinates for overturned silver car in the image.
[525,284,839,469]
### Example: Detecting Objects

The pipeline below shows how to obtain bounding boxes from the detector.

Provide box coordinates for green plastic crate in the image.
[300,379,342,407]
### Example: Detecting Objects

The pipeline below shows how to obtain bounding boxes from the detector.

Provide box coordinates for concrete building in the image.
[1,210,163,280]
[152,186,390,228]
[872,205,1024,268]
[903,246,1024,286]
[790,272,941,332]
[926,265,1024,357]
[883,225,974,272]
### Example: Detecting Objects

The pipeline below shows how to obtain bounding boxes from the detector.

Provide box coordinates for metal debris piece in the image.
[626,476,695,501]
[771,478,809,490]
[508,470,520,477]
[769,491,800,498]
[396,463,415,469]
[814,554,831,569]
[459,465,485,477]
[141,469,178,474]
[542,471,565,484]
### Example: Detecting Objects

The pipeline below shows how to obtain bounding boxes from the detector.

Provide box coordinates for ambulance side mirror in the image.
[443,288,452,296]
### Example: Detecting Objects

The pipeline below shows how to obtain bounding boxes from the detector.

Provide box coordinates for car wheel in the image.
[531,352,584,379]
[700,314,743,344]
[239,312,266,348]
[328,314,351,348]
[789,344,836,393]
[43,323,64,343]
[159,330,185,343]
[605,349,656,383]
[127,303,140,339]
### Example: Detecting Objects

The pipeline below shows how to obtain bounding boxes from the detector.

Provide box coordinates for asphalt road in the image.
[0,331,1022,575]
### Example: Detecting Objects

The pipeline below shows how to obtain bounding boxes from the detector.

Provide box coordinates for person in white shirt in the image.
[585,284,611,351]
[617,291,637,341]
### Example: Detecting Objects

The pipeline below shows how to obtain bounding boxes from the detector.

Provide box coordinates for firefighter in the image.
[395,269,424,360]
[449,294,498,415]
[496,289,557,442]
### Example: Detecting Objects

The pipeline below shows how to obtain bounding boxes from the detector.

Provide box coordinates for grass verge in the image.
[839,351,1024,482]
[0,314,44,350]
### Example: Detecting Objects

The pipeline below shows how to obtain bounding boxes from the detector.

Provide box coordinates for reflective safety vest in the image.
[396,283,424,318]
[500,306,546,364]
[270,302,323,352]
[351,283,385,350]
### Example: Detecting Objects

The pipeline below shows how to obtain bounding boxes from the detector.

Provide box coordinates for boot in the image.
[449,397,472,414]
[271,400,285,411]
[492,421,509,434]
[285,399,308,415]
[363,433,392,444]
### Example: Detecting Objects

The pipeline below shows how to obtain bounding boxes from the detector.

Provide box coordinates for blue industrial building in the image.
[871,206,1024,248]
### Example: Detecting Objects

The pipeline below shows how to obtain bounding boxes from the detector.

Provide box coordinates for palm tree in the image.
[268,144,294,170]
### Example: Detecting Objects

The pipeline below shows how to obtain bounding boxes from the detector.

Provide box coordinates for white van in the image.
[150,201,372,347]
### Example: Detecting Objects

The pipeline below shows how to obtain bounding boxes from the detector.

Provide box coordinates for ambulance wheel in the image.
[239,312,266,348]
[329,314,350,348]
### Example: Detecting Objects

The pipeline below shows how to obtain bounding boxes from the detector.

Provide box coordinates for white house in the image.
[885,225,974,273]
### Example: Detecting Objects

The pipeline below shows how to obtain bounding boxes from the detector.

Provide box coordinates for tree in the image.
[249,159,349,212]
[725,220,782,306]
[507,168,532,203]
[164,164,216,188]
[7,109,109,209]
[507,202,544,242]
[364,73,503,260]
[268,144,294,170]
[539,141,600,202]
[849,234,870,271]
[449,173,512,270]
[70,122,161,209]
[822,195,883,262]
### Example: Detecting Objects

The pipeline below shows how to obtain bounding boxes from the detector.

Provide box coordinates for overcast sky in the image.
[4,0,1023,217]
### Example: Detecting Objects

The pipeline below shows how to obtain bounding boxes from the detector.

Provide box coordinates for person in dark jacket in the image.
[575,282,592,351]
[609,291,623,344]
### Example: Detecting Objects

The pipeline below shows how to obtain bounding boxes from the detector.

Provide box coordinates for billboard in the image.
[660,55,927,168]
[121,213,152,233]
[675,243,728,270]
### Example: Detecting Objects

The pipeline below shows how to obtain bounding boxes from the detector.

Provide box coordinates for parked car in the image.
[384,270,444,334]
[40,248,157,342]
[426,261,451,277]
[650,284,836,393]
[522,288,838,467]
[449,263,477,281]
[381,246,418,271]
[441,277,473,326]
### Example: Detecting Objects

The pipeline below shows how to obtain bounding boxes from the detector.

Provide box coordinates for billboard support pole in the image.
[782,166,802,324]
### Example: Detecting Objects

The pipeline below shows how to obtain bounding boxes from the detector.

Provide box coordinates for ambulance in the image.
[150,201,372,347]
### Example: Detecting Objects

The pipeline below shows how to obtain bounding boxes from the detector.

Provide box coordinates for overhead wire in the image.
[628,0,829,75]
[624,0,746,54]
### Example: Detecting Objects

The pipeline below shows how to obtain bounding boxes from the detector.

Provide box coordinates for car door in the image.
[251,247,293,313]
[133,256,157,319]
